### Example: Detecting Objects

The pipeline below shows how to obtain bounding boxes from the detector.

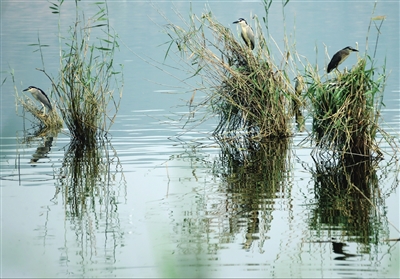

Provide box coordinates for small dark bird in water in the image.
[233,18,255,50]
[23,86,53,115]
[327,46,358,73]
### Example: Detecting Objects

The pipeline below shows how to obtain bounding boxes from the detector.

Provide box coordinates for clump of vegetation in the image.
[39,0,123,143]
[17,94,63,130]
[161,1,394,161]
[306,13,388,160]
[307,58,384,159]
[12,72,63,130]
[162,4,300,140]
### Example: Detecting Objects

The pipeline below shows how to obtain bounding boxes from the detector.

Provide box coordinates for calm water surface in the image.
[1,1,399,278]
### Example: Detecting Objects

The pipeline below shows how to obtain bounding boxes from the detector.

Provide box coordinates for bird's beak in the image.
[233,20,239,24]
[23,88,29,92]
[352,48,359,52]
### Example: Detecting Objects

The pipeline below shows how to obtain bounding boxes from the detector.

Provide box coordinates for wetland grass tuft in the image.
[17,94,63,130]
[306,10,390,161]
[160,2,397,163]
[39,0,123,143]
[307,58,383,159]
[161,4,299,140]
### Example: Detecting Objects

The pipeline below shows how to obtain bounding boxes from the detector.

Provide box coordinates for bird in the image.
[327,46,359,73]
[23,86,53,115]
[294,76,304,96]
[233,18,255,50]
[293,76,304,110]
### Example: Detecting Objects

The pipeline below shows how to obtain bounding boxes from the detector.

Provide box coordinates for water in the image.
[1,1,399,278]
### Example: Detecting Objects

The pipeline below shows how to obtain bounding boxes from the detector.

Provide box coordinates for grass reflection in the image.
[216,137,290,250]
[53,138,126,267]
[156,138,291,275]
[56,139,123,217]
[309,154,386,247]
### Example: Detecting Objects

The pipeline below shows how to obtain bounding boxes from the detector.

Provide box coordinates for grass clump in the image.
[306,12,388,160]
[307,57,384,159]
[161,5,297,140]
[12,71,63,130]
[39,0,123,143]
[17,95,63,130]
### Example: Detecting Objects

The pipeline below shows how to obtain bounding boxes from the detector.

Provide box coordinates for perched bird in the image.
[294,76,304,96]
[233,18,255,50]
[293,76,304,111]
[23,86,53,115]
[327,46,359,73]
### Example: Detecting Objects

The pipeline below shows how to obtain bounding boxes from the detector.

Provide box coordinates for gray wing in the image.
[246,25,255,50]
[37,92,53,111]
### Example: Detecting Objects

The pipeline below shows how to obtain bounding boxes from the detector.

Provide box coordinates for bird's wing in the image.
[39,92,53,110]
[327,53,339,73]
[247,26,255,50]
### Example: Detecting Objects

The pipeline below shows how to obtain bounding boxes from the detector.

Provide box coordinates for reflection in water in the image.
[15,125,60,185]
[310,238,360,260]
[18,125,59,166]
[217,137,290,251]
[30,136,53,165]
[189,139,288,253]
[331,239,359,260]
[309,153,385,256]
[158,138,291,276]
[52,139,126,270]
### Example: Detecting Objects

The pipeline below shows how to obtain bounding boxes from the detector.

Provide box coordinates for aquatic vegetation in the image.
[306,10,393,160]
[39,0,123,143]
[161,1,396,162]
[161,2,302,140]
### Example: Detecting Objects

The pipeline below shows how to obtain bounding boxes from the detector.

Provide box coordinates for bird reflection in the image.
[242,210,260,250]
[331,239,358,260]
[30,136,53,165]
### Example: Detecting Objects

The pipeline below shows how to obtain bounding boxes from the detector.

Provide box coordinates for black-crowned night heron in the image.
[293,75,304,108]
[327,46,359,73]
[294,76,304,96]
[233,18,255,50]
[23,86,53,114]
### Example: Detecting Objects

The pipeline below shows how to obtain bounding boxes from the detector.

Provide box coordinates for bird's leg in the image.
[334,68,342,79]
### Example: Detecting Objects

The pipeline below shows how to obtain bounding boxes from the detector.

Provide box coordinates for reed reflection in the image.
[53,139,125,267]
[162,137,291,271]
[310,153,385,252]
[217,137,291,251]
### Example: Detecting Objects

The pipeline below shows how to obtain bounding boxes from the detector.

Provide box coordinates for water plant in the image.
[39,0,123,143]
[13,70,63,130]
[161,3,300,140]
[306,11,389,160]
